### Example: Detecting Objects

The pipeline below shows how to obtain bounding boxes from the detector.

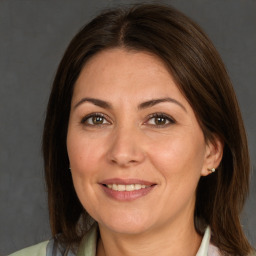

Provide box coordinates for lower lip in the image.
[101,185,156,201]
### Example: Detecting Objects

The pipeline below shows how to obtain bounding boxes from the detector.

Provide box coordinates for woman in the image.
[10,3,255,256]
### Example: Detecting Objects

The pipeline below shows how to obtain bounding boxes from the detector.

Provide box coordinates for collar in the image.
[196,226,211,256]
[77,224,214,256]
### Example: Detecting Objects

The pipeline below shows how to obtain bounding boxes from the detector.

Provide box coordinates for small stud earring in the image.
[207,168,215,173]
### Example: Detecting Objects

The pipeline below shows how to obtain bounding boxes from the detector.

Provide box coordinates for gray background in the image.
[0,0,255,254]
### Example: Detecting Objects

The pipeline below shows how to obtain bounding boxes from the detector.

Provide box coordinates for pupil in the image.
[156,117,166,125]
[93,116,103,124]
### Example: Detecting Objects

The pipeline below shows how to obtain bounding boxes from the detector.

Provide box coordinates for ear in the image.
[201,135,224,176]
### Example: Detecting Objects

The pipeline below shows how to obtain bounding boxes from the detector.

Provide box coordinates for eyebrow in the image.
[74,97,112,109]
[138,97,187,112]
[74,97,186,112]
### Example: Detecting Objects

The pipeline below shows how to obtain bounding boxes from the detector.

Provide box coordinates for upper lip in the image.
[100,178,156,186]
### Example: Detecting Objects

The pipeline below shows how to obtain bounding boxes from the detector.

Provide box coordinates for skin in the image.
[67,48,223,256]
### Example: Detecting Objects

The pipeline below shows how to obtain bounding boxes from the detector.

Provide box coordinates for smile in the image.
[106,184,150,191]
[101,180,156,201]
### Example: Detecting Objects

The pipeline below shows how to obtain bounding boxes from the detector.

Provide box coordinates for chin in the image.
[98,212,153,235]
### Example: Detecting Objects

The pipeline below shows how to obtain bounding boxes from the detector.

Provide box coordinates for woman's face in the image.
[67,48,216,235]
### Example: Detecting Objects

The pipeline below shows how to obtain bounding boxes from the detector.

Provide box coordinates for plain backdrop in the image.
[0,0,255,254]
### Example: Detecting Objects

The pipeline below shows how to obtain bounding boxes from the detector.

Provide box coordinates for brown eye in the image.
[81,113,110,126]
[146,113,175,127]
[92,116,104,124]
[154,117,167,125]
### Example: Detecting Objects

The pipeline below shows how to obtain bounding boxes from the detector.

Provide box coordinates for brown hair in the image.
[42,3,253,255]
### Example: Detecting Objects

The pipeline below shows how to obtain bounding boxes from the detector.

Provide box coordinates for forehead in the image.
[79,48,171,82]
[73,48,182,98]
[82,48,170,74]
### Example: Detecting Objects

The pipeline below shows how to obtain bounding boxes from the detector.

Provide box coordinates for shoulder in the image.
[8,241,49,256]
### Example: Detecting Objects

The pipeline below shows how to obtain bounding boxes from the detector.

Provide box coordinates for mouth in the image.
[103,183,152,191]
[100,179,156,201]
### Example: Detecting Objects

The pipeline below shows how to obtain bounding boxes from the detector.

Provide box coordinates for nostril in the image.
[109,156,138,165]
[111,159,117,164]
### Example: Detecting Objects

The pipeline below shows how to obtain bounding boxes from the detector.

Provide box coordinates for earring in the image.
[69,167,71,171]
[207,168,215,173]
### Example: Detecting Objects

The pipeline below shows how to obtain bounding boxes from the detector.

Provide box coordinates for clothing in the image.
[7,224,224,256]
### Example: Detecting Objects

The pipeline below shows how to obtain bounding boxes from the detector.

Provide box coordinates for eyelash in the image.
[145,113,176,127]
[80,112,175,128]
[81,113,111,127]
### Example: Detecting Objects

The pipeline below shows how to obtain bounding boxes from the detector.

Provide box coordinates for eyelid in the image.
[81,112,112,125]
[144,112,176,127]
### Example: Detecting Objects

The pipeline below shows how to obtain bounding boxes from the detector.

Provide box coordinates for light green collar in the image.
[77,223,98,256]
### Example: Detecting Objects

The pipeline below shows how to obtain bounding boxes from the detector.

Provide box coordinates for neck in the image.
[96,218,202,256]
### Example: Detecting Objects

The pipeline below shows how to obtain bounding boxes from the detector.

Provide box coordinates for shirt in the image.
[9,224,221,256]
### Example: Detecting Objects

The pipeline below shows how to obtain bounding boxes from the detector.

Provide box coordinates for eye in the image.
[81,113,111,126]
[146,113,175,127]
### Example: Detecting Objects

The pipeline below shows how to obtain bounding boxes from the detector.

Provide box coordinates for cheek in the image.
[67,131,103,214]
[66,131,104,212]
[147,130,206,180]
[67,131,101,174]
[146,132,206,216]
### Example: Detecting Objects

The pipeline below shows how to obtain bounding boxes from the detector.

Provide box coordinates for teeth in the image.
[117,184,125,191]
[134,184,141,190]
[106,184,150,191]
[126,184,134,191]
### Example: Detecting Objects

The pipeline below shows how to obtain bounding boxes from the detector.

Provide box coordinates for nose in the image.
[107,125,146,167]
